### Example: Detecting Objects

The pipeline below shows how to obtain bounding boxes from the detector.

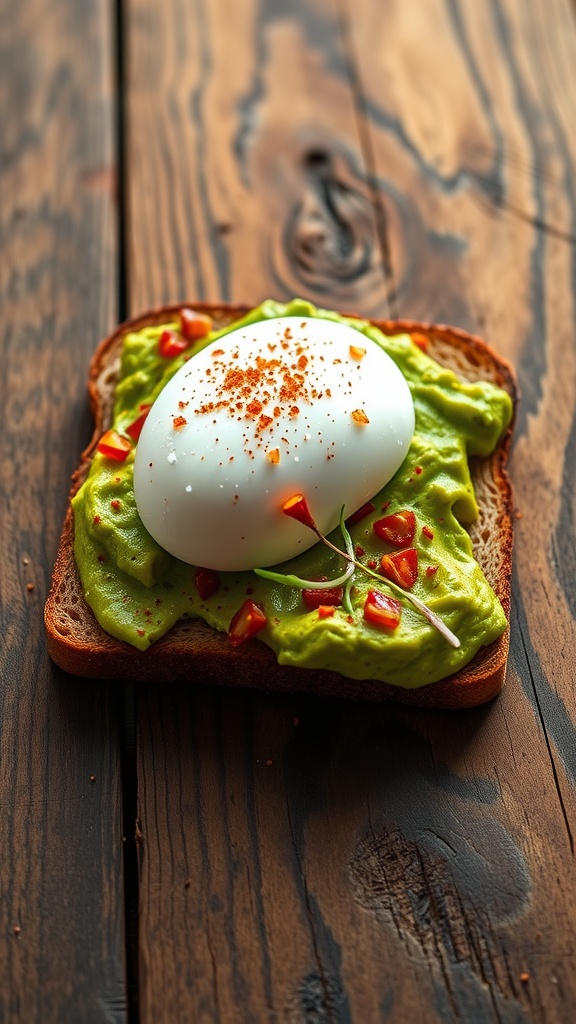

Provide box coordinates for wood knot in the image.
[286,972,348,1023]
[289,148,375,285]
[270,144,390,309]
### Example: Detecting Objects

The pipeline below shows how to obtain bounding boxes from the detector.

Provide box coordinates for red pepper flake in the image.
[355,544,365,557]
[422,525,434,540]
[349,345,366,361]
[426,565,438,576]
[266,448,280,464]
[289,406,299,417]
[381,500,391,511]
[351,409,369,425]
[136,629,145,637]
[414,465,423,475]
[111,499,121,511]
[93,515,101,525]
[212,348,225,357]
[173,415,187,430]
[367,559,377,570]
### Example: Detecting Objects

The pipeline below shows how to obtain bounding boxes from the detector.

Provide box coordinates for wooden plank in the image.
[126,0,576,1021]
[345,0,576,1016]
[0,0,127,1020]
[125,0,392,315]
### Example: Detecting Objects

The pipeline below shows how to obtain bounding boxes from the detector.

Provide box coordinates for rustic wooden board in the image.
[0,0,127,1019]
[125,0,576,1020]
[125,0,392,316]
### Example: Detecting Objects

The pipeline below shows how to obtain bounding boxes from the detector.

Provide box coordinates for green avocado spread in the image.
[72,298,513,689]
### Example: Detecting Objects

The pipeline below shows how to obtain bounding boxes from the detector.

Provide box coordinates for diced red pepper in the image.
[282,494,317,531]
[421,524,434,540]
[317,605,336,619]
[194,567,220,600]
[180,307,213,341]
[363,590,402,630]
[228,599,267,646]
[345,501,375,527]
[302,578,344,610]
[97,430,131,462]
[126,404,152,440]
[411,331,429,352]
[373,510,416,548]
[158,329,189,358]
[380,548,418,589]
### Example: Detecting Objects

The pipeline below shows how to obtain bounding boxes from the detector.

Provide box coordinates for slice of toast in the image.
[44,304,517,708]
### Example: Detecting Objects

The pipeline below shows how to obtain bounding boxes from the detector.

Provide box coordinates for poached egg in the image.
[133,316,414,571]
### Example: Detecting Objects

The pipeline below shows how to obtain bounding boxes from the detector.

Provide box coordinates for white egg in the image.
[133,316,414,571]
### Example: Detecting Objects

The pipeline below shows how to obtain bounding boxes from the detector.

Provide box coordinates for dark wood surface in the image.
[0,1,127,1022]
[2,0,575,1021]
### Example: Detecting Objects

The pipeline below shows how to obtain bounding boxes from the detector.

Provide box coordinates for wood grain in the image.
[123,0,576,1020]
[125,0,393,316]
[0,0,126,1019]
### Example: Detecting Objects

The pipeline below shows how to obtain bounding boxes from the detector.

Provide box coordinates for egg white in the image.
[133,316,414,571]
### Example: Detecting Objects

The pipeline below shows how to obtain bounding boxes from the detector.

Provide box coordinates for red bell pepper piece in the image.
[228,599,267,646]
[363,590,402,630]
[158,329,189,358]
[126,404,152,441]
[380,548,419,589]
[194,567,220,600]
[180,308,213,341]
[97,430,131,462]
[373,510,416,548]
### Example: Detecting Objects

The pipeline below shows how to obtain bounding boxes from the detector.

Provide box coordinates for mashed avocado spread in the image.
[72,299,513,689]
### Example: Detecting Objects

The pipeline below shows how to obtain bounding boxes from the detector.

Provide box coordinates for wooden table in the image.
[2,0,575,1020]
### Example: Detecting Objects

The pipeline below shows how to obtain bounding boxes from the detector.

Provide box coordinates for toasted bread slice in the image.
[44,304,516,708]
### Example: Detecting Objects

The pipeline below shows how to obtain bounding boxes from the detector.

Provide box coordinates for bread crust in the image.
[44,304,517,708]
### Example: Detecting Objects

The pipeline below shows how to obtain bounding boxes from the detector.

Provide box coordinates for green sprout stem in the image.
[255,503,461,649]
